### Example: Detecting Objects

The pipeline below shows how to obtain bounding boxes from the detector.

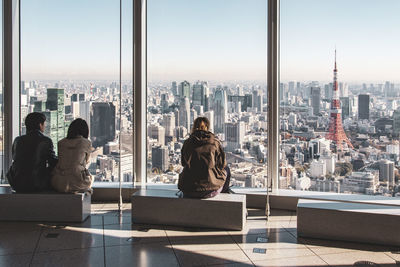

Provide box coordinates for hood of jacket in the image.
[189,130,217,146]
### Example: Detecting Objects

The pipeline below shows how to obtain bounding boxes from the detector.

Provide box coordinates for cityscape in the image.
[12,54,400,198]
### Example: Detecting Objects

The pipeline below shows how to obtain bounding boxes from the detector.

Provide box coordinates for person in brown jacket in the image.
[178,117,231,198]
[51,118,93,193]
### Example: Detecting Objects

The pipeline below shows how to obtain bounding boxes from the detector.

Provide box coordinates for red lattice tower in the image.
[326,50,354,150]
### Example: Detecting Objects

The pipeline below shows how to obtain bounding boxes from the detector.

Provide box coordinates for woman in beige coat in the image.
[51,118,93,193]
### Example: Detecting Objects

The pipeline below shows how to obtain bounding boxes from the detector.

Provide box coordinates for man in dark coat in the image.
[7,112,58,192]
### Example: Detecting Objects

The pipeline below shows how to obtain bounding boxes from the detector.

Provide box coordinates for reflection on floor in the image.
[0,204,399,267]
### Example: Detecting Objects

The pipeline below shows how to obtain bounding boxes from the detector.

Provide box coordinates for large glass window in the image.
[20,0,132,184]
[280,0,400,197]
[0,0,3,183]
[147,0,268,187]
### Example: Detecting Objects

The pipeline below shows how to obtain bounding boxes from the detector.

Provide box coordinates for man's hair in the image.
[67,118,89,139]
[191,117,210,134]
[25,112,46,131]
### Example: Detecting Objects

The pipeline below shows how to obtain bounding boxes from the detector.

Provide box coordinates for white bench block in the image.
[131,189,246,230]
[297,199,400,246]
[0,189,91,222]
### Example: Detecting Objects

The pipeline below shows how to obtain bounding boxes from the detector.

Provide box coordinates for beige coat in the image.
[51,136,93,193]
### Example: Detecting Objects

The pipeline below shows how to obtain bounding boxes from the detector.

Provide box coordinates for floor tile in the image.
[170,235,240,252]
[36,226,104,252]
[166,227,229,238]
[174,249,252,267]
[243,247,315,262]
[253,255,328,267]
[318,251,397,266]
[0,253,32,267]
[105,243,179,267]
[0,230,41,255]
[232,231,306,250]
[31,247,104,267]
[103,214,132,225]
[104,223,168,246]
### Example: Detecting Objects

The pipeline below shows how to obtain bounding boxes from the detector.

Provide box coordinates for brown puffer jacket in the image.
[178,130,227,193]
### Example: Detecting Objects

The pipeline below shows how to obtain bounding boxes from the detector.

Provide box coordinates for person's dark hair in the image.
[191,117,210,134]
[67,118,89,139]
[25,112,46,132]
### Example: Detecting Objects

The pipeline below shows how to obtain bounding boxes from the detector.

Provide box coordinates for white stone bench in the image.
[0,187,91,222]
[297,199,400,246]
[131,189,246,230]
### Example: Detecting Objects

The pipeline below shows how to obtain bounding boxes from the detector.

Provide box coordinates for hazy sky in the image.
[20,0,400,83]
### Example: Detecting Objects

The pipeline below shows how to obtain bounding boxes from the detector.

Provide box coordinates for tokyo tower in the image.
[326,50,354,150]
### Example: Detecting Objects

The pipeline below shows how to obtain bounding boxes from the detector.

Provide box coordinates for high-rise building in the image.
[152,146,169,172]
[32,89,66,151]
[71,93,85,102]
[179,97,190,132]
[162,113,175,138]
[358,94,370,120]
[192,81,209,109]
[379,160,395,187]
[178,81,190,99]
[204,110,214,133]
[252,89,263,113]
[393,108,400,136]
[90,102,116,148]
[214,88,227,133]
[225,121,245,152]
[340,97,350,120]
[160,93,169,113]
[148,124,165,146]
[171,81,178,96]
[310,87,321,115]
[79,101,91,129]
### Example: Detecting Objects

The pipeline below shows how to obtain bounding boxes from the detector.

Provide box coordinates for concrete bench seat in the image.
[297,199,400,246]
[131,189,246,230]
[0,187,91,222]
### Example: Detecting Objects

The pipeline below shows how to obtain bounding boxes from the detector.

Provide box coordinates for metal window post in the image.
[267,0,280,215]
[3,0,20,173]
[133,0,147,187]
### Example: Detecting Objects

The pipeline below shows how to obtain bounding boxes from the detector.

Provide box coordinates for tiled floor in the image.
[0,204,399,267]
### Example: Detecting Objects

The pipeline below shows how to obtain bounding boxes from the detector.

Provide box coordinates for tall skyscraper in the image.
[171,81,178,96]
[148,124,165,146]
[252,89,263,113]
[32,88,66,151]
[152,146,169,172]
[178,81,191,99]
[340,97,350,120]
[214,88,227,133]
[90,102,116,148]
[379,160,395,187]
[204,110,214,133]
[310,87,321,115]
[163,113,175,138]
[326,50,353,150]
[225,121,245,152]
[192,81,209,109]
[358,94,370,120]
[393,108,400,136]
[179,97,190,132]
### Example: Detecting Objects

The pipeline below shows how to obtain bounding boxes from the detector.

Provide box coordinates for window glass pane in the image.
[147,0,267,188]
[280,0,400,196]
[0,0,3,183]
[21,0,122,183]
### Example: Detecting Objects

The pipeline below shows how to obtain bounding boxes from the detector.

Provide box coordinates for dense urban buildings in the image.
[14,54,400,197]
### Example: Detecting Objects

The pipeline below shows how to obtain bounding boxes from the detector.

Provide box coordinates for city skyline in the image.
[18,0,400,82]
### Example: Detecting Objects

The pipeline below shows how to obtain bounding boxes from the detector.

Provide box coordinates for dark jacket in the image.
[178,130,227,193]
[7,130,58,192]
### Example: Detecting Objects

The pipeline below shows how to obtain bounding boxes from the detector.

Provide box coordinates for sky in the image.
[19,0,400,83]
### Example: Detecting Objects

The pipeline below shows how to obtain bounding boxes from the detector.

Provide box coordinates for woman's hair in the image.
[191,117,210,134]
[67,118,89,139]
[25,112,46,131]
